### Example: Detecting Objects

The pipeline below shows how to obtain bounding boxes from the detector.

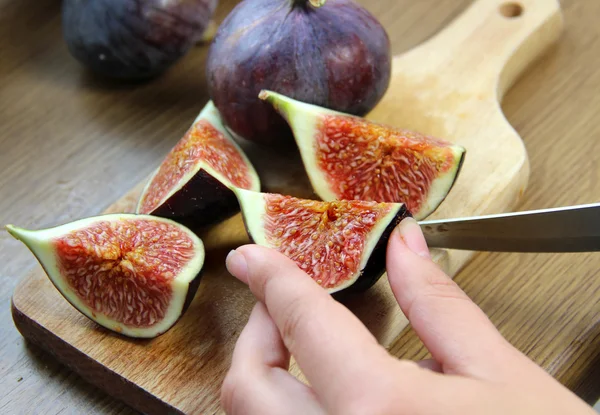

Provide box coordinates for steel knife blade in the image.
[418,202,600,252]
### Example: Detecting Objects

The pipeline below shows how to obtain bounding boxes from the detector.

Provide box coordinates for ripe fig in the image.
[62,0,218,80]
[136,101,260,229]
[206,0,391,145]
[260,90,466,220]
[7,214,205,338]
[234,189,410,294]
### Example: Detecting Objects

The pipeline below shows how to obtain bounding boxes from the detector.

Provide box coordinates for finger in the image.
[416,358,443,373]
[230,302,289,372]
[386,218,517,378]
[226,245,392,412]
[221,302,324,415]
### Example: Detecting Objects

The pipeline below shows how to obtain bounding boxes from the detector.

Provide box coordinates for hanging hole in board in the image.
[499,2,524,18]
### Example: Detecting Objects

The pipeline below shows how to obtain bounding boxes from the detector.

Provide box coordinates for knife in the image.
[418,202,600,252]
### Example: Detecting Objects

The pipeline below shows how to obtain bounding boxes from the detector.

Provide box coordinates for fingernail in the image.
[395,217,430,258]
[226,249,249,284]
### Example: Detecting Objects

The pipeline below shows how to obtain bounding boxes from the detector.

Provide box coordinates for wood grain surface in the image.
[1,0,599,414]
[9,0,568,412]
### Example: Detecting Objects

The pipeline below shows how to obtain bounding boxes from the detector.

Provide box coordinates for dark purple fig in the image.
[62,0,218,80]
[206,0,391,145]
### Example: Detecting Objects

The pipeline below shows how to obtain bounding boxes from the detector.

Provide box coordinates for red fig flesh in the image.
[7,214,205,338]
[235,189,409,293]
[137,101,260,229]
[260,91,466,220]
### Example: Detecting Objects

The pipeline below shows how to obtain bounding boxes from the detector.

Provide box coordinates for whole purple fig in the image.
[63,0,218,80]
[206,0,391,145]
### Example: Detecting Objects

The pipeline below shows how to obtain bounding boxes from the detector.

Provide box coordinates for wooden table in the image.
[1,0,599,413]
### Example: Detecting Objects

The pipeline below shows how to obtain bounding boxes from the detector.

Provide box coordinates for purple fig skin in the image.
[182,268,204,316]
[146,169,241,232]
[63,0,218,80]
[336,205,411,297]
[206,0,391,145]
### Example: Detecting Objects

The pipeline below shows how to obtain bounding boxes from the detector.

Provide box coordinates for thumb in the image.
[386,217,517,379]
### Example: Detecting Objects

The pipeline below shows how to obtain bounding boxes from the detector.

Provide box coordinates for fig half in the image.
[7,214,205,338]
[235,189,410,294]
[260,90,466,220]
[137,101,260,229]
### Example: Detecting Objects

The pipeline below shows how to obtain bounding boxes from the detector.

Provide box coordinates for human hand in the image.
[222,217,595,414]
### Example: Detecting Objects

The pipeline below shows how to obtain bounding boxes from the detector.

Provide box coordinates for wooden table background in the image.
[1,0,599,413]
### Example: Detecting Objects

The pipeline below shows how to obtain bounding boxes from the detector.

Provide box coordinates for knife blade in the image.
[418,202,600,252]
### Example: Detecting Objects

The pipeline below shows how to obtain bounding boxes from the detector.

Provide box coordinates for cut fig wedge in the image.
[234,188,410,294]
[6,214,205,338]
[260,90,465,220]
[137,100,260,228]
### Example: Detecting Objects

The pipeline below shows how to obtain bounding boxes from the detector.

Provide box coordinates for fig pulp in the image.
[62,0,218,80]
[261,91,466,220]
[235,189,410,293]
[137,101,260,229]
[206,0,391,145]
[7,214,205,338]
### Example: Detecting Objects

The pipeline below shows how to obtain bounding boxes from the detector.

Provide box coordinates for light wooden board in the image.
[11,0,564,413]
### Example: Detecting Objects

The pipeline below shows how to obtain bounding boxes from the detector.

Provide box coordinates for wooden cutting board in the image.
[11,0,564,414]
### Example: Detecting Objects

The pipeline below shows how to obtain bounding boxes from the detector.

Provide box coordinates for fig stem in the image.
[6,224,27,241]
[258,90,292,123]
[304,0,326,7]
[196,20,218,45]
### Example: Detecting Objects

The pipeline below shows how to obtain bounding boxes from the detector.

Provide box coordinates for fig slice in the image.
[234,189,410,294]
[260,90,465,220]
[136,100,260,228]
[6,214,205,338]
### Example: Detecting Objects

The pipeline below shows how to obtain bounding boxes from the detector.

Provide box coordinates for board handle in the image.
[408,0,564,100]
